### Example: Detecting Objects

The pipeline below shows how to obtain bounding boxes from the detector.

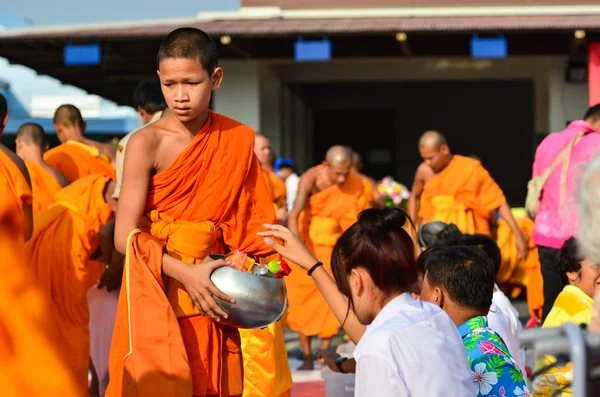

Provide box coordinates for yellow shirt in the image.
[532,285,593,397]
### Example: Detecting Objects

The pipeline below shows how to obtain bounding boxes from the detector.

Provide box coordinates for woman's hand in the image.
[258,224,318,271]
[178,258,235,321]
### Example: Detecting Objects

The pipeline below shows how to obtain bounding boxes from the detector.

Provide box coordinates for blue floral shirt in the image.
[459,316,531,397]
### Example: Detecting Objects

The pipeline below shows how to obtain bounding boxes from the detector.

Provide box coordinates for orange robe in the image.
[25,161,62,215]
[286,167,370,338]
[0,149,33,231]
[44,140,115,183]
[266,171,286,210]
[0,195,79,396]
[496,213,544,318]
[26,174,115,394]
[107,111,292,397]
[419,155,506,236]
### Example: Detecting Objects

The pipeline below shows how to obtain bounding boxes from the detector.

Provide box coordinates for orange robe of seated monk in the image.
[0,195,79,397]
[25,161,62,215]
[0,149,33,232]
[44,140,115,183]
[26,174,115,394]
[286,167,370,338]
[419,155,506,236]
[107,111,292,397]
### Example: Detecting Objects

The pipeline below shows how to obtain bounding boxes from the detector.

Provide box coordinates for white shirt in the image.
[488,286,525,372]
[353,293,473,397]
[285,173,299,212]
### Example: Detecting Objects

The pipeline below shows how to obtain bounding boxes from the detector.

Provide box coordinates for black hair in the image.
[555,237,585,286]
[423,244,494,312]
[133,80,167,114]
[583,104,600,122]
[459,234,502,277]
[418,221,462,248]
[0,92,7,122]
[156,27,218,75]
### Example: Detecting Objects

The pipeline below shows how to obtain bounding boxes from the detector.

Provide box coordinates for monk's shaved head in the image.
[325,145,352,165]
[53,104,84,127]
[16,123,47,148]
[157,27,218,74]
[419,130,447,149]
[254,132,271,167]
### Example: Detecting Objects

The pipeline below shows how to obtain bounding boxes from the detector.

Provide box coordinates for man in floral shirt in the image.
[420,244,531,397]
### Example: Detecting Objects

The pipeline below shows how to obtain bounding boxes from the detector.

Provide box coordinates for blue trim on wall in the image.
[4,117,138,135]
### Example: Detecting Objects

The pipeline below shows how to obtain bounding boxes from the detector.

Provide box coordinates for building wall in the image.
[548,57,590,133]
[213,61,261,130]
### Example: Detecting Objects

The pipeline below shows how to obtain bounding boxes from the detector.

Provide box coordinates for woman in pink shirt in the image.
[532,104,600,319]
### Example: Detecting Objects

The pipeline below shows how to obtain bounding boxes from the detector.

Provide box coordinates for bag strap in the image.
[559,133,584,207]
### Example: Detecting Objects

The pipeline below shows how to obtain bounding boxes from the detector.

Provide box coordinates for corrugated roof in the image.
[1,14,600,40]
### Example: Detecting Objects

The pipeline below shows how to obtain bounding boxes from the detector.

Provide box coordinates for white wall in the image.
[213,60,261,130]
[259,66,284,155]
[548,56,589,133]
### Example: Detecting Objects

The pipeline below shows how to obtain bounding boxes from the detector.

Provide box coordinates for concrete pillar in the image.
[548,56,590,133]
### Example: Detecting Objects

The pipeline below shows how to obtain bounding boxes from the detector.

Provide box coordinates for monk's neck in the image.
[261,164,274,173]
[182,110,210,136]
[27,154,45,165]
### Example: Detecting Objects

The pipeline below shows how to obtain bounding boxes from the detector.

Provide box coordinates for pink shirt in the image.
[532,121,600,248]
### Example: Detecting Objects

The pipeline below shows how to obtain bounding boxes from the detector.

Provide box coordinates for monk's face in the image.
[158,58,223,124]
[254,136,271,166]
[325,161,352,187]
[419,144,450,173]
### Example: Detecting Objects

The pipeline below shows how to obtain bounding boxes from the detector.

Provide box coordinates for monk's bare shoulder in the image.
[416,162,435,183]
[0,144,31,188]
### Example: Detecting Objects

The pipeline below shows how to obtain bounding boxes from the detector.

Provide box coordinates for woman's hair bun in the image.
[358,207,407,235]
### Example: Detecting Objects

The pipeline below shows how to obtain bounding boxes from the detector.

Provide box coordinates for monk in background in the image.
[109,28,291,397]
[416,130,528,260]
[349,149,384,208]
[0,93,33,241]
[408,162,435,223]
[287,145,370,370]
[26,174,117,394]
[255,133,287,222]
[15,123,68,215]
[45,104,115,183]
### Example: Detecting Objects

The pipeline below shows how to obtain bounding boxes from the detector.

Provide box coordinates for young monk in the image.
[44,104,116,183]
[0,93,33,241]
[255,133,287,222]
[286,145,370,370]
[26,174,117,394]
[417,130,529,260]
[15,123,69,215]
[108,28,291,397]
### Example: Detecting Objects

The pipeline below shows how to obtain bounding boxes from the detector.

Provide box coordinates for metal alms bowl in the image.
[209,255,287,329]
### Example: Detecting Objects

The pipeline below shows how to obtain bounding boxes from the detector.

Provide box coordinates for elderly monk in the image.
[44,104,115,183]
[255,133,287,222]
[26,174,118,394]
[0,93,33,241]
[349,149,384,209]
[0,194,79,396]
[416,130,529,260]
[15,123,69,215]
[109,28,291,397]
[287,145,371,370]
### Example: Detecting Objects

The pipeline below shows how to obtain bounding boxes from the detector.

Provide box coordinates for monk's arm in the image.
[497,202,529,260]
[408,164,426,224]
[288,175,312,235]
[7,149,34,241]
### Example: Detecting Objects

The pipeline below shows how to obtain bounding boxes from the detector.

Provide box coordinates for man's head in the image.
[579,155,600,264]
[53,104,85,143]
[417,221,462,250]
[134,80,167,123]
[418,130,452,173]
[583,104,600,132]
[254,133,271,166]
[156,27,223,125]
[350,150,364,172]
[324,145,352,187]
[420,245,494,319]
[15,123,48,161]
[0,93,7,136]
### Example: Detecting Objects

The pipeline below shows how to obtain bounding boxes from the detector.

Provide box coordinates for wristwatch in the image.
[335,356,348,374]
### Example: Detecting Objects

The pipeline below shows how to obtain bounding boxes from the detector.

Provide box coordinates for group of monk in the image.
[0,25,542,397]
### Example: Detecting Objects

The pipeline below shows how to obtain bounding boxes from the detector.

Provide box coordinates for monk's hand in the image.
[180,259,235,321]
[316,349,341,373]
[516,232,529,262]
[258,224,318,271]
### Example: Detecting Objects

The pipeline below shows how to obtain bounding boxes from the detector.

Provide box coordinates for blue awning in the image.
[4,117,138,135]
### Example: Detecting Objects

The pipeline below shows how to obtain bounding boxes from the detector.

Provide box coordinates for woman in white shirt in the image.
[259,208,473,397]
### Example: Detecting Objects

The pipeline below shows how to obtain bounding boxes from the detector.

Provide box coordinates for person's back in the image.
[354,294,471,397]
